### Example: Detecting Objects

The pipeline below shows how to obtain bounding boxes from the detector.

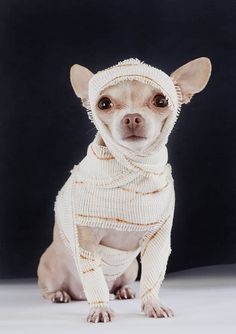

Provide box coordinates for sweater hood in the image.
[86,58,182,177]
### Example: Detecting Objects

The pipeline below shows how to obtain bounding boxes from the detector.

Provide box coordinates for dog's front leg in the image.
[74,226,115,323]
[139,214,174,318]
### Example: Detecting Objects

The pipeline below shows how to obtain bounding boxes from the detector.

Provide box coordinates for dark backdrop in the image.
[0,0,235,279]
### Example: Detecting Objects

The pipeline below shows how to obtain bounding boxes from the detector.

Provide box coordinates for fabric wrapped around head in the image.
[85,58,182,177]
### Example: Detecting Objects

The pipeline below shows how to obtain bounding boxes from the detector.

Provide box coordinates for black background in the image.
[0,0,235,279]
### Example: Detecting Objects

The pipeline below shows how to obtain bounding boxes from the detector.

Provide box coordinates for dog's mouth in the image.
[123,135,147,141]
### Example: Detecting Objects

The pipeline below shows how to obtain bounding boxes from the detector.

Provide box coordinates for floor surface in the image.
[0,264,235,334]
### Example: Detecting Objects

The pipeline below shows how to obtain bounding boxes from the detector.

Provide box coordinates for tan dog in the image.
[37,57,211,323]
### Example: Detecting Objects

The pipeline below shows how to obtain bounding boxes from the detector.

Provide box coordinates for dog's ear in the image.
[70,64,94,108]
[170,57,212,104]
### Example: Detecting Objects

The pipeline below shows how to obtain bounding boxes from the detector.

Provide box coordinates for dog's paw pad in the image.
[51,290,71,303]
[115,284,136,300]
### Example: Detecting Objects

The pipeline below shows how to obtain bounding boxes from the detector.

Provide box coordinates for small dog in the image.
[37,57,211,323]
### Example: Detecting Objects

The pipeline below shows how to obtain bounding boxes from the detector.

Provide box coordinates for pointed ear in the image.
[70,64,94,107]
[170,57,212,104]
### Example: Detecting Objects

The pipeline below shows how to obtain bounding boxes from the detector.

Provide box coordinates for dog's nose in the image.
[121,113,144,129]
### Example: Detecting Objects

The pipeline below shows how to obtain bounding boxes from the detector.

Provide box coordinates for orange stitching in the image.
[119,181,169,195]
[89,300,108,305]
[75,180,168,195]
[79,254,96,261]
[82,268,95,274]
[140,272,163,299]
[75,180,168,194]
[141,215,170,257]
[91,146,114,160]
[76,213,164,227]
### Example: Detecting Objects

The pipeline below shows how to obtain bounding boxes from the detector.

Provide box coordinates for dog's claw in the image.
[115,285,135,300]
[50,290,71,303]
[141,299,174,318]
[87,306,115,323]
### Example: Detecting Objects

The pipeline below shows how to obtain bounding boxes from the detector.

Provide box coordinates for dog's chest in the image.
[98,227,145,252]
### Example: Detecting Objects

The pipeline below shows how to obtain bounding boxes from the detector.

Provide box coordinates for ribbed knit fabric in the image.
[68,132,174,232]
[54,58,182,308]
[139,209,174,304]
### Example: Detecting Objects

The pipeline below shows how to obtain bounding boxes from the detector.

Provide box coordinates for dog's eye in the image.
[153,94,168,108]
[97,97,113,110]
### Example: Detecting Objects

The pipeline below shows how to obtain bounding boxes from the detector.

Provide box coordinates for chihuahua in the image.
[37,57,211,323]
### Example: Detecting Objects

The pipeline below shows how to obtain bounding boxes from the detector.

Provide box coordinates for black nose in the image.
[121,113,144,129]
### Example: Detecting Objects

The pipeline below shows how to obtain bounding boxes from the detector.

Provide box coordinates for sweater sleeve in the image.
[72,218,110,309]
[139,212,174,304]
[74,246,110,308]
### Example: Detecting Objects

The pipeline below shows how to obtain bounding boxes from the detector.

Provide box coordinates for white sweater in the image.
[54,58,182,308]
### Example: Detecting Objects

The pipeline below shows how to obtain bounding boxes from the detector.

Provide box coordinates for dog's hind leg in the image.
[37,244,73,303]
[110,258,139,299]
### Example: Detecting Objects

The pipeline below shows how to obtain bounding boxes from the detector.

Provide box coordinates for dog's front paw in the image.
[87,306,115,323]
[141,298,174,318]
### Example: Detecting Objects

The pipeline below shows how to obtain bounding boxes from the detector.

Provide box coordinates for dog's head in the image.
[70,58,211,154]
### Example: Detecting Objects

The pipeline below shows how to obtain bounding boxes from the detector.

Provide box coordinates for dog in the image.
[37,57,211,323]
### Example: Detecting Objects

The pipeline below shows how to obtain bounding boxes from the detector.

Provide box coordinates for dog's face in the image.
[70,57,211,153]
[95,80,170,152]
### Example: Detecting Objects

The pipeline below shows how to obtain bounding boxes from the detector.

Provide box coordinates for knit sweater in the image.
[54,58,182,308]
